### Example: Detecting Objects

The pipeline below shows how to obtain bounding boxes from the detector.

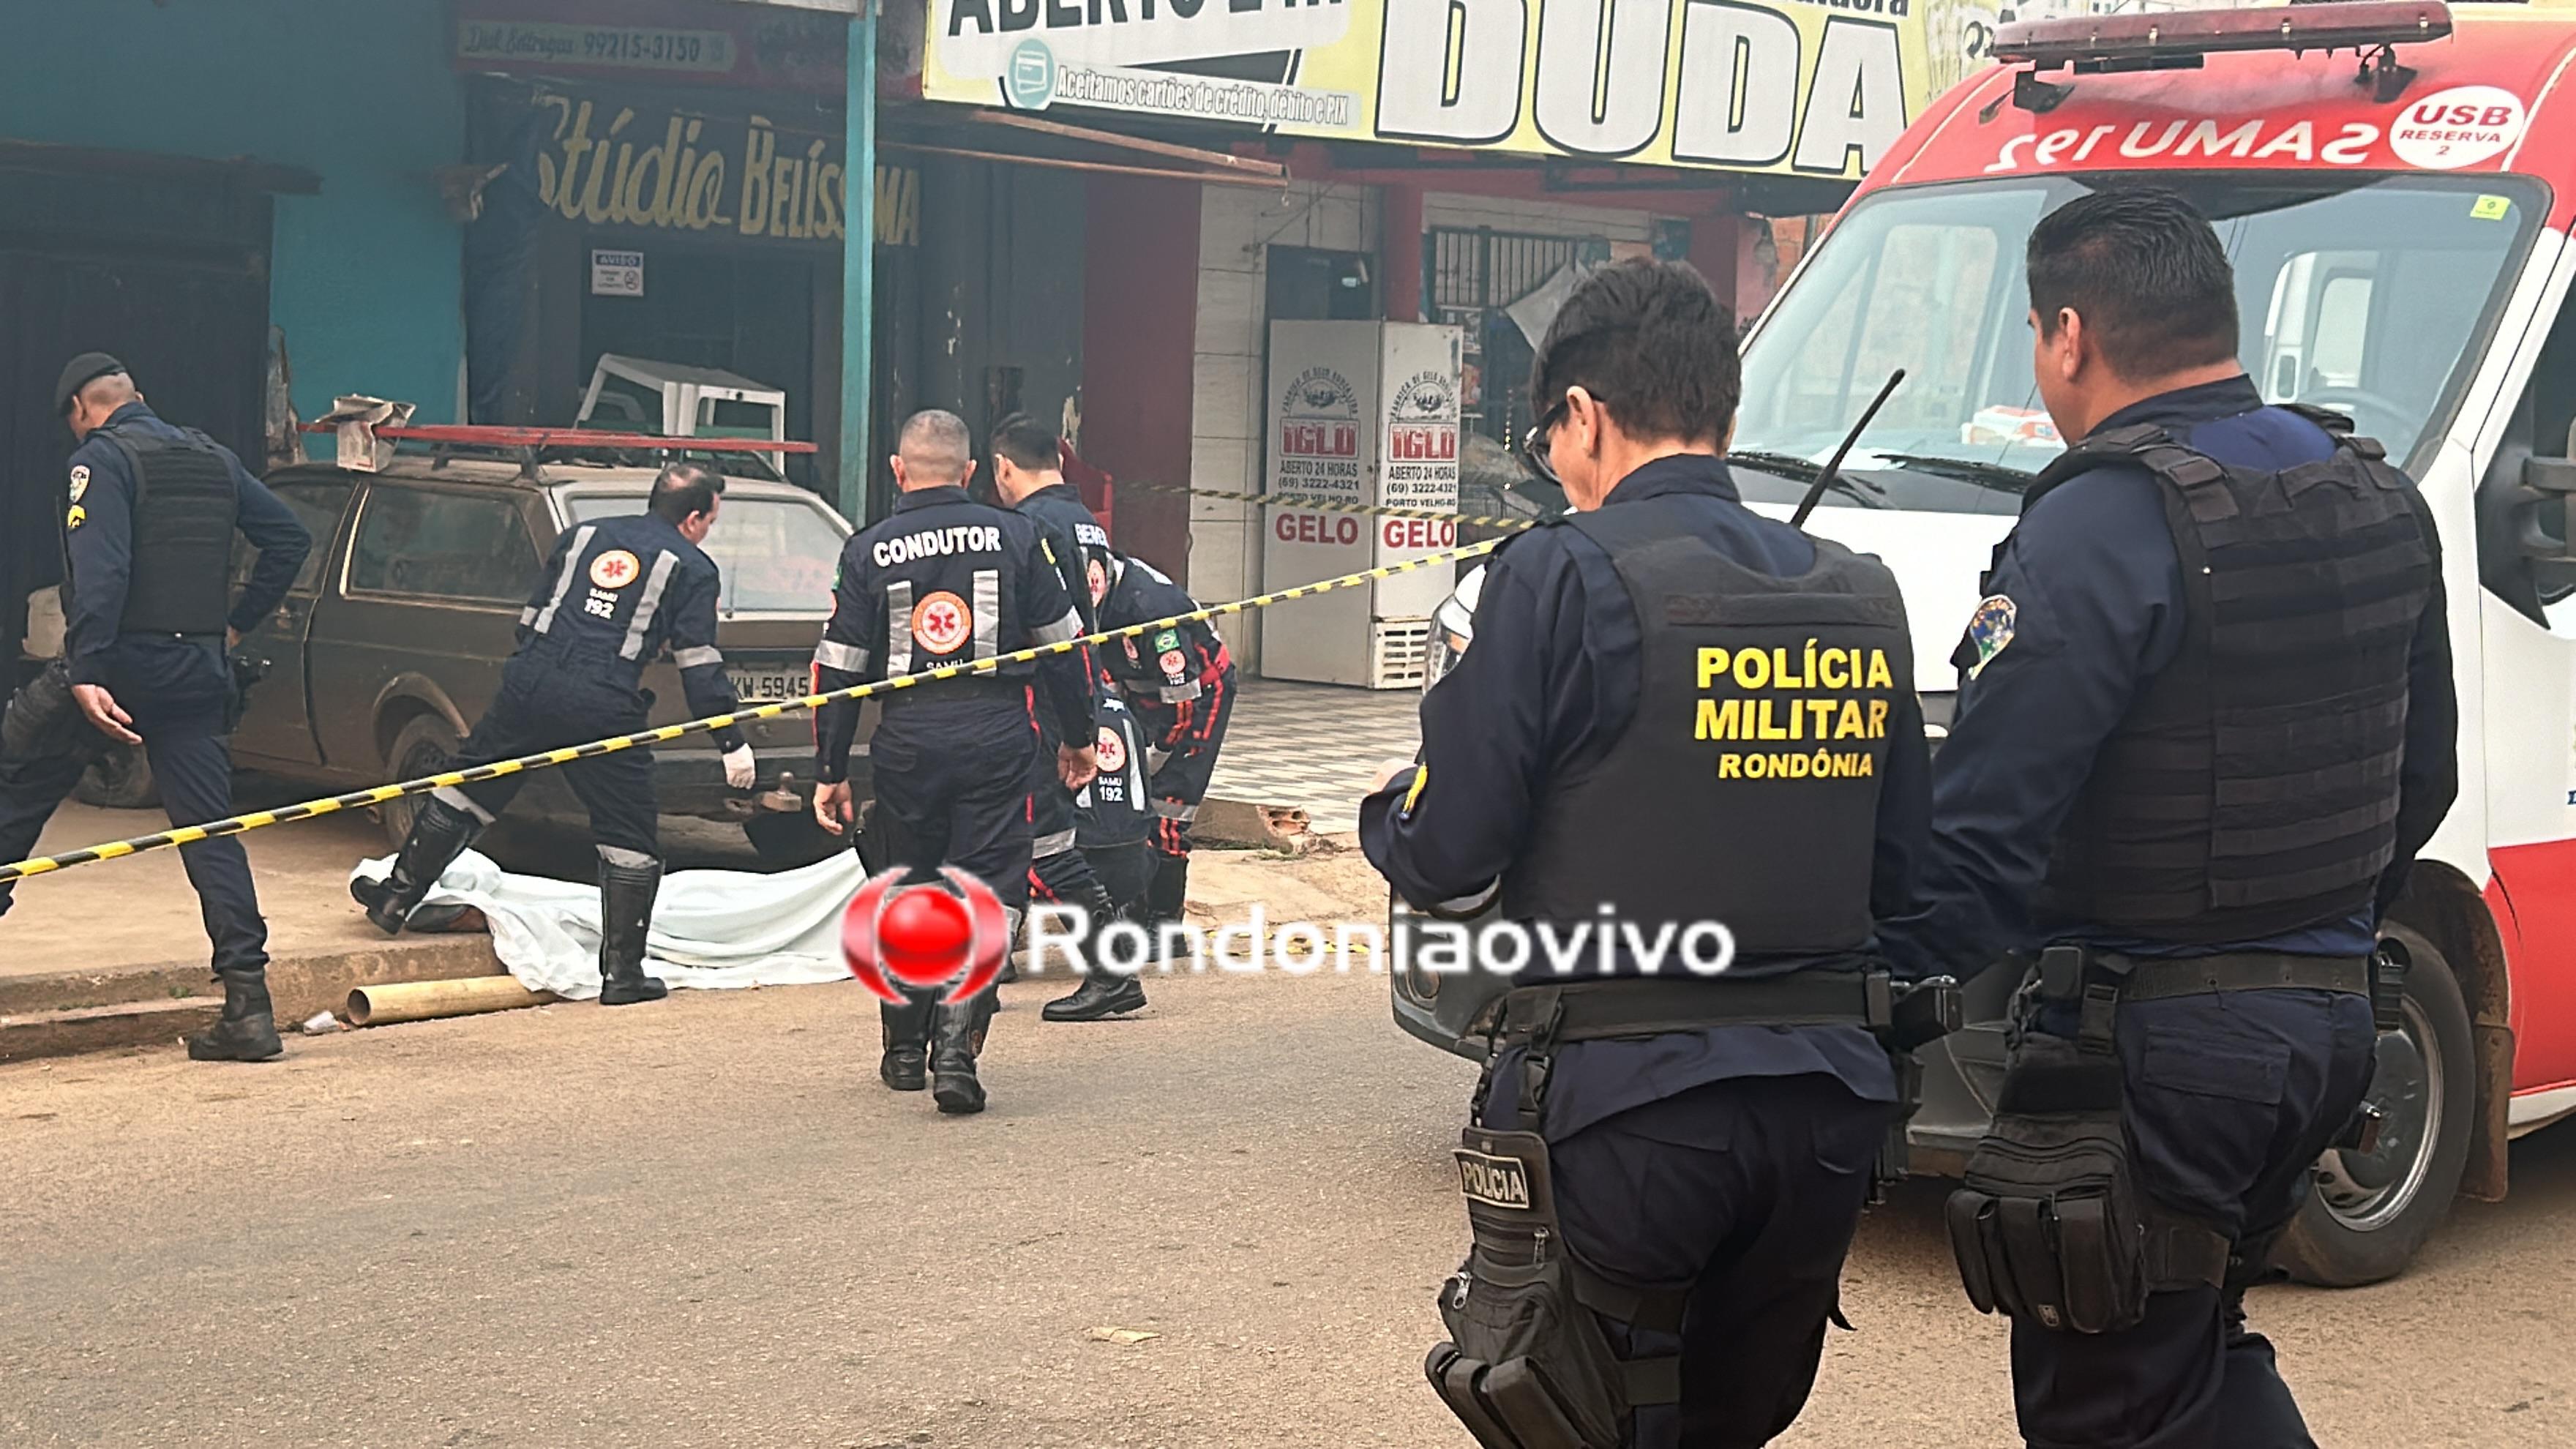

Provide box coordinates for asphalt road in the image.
[4,968,2572,1448]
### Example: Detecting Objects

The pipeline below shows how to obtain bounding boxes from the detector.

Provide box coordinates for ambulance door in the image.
[2474,237,2576,1094]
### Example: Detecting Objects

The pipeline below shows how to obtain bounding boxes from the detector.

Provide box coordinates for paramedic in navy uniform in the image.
[1360,258,1931,1448]
[1878,189,2459,1448]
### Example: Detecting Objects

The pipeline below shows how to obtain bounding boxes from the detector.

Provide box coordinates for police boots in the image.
[930,992,994,1115]
[596,851,669,1006]
[352,796,482,936]
[186,968,284,1063]
[880,994,932,1090]
[1043,880,1147,1022]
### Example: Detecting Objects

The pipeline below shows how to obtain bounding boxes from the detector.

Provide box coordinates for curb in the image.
[0,935,502,1063]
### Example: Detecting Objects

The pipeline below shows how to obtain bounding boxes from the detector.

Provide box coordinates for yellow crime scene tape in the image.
[1110,480,1546,532]
[0,536,1507,886]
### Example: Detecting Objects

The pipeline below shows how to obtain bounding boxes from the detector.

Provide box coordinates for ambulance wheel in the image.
[2277,923,2474,1288]
[73,744,160,811]
[378,714,463,850]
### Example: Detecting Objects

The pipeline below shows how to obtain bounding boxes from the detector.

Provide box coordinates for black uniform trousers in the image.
[438,652,656,858]
[2012,989,2378,1449]
[1140,665,1234,920]
[0,640,267,974]
[867,690,1039,911]
[1479,1068,1895,1449]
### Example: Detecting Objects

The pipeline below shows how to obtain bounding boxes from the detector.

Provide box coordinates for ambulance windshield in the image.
[1733,173,2545,514]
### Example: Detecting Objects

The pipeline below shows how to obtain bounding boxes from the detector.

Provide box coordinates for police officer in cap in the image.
[986,411,1140,1022]
[354,463,755,1006]
[1880,189,2457,1445]
[812,409,1097,1114]
[0,354,311,1061]
[1362,259,1932,1448]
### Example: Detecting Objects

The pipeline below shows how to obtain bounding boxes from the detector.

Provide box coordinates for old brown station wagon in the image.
[96,454,872,859]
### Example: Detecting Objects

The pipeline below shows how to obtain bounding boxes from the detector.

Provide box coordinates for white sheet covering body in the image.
[351,850,867,999]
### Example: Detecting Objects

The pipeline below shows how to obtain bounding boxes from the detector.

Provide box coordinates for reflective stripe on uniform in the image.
[886,580,916,676]
[673,645,723,670]
[1031,604,1083,646]
[531,524,596,636]
[1158,681,1202,704]
[518,607,539,628]
[1153,798,1197,822]
[973,568,1000,660]
[815,639,869,673]
[1146,747,1171,774]
[619,550,681,660]
[433,785,495,824]
[1033,827,1077,858]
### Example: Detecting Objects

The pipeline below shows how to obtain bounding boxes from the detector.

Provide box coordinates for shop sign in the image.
[921,0,1941,179]
[456,0,853,94]
[528,91,923,248]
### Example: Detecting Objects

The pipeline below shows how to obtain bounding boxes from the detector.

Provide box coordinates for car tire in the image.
[73,744,160,811]
[2275,921,2475,1288]
[378,713,463,852]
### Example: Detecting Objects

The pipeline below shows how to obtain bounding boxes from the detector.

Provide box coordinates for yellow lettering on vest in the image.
[1868,698,1889,738]
[1698,648,1731,688]
[1818,648,1846,689]
[1718,752,1742,779]
[1696,698,1745,741]
[1736,648,1770,689]
[1866,650,1893,689]
[1859,753,1873,777]
[1788,695,1803,740]
[1835,700,1865,739]
[1772,647,1802,689]
[1807,700,1837,738]
[1756,699,1788,741]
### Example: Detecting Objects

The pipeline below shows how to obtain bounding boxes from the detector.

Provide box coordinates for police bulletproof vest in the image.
[1500,499,1912,956]
[108,426,236,635]
[2023,409,2436,940]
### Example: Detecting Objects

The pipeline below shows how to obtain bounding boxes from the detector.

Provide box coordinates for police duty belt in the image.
[0,536,1505,884]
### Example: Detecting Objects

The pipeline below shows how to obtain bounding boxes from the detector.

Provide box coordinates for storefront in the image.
[915,0,1950,673]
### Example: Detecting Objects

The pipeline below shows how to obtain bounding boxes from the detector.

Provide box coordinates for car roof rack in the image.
[294,423,818,481]
[1994,0,2452,110]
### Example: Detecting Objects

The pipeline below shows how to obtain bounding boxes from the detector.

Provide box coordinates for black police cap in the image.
[56,352,126,416]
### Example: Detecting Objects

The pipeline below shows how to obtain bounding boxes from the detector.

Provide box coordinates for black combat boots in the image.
[351,796,482,936]
[1041,880,1148,1021]
[596,851,669,1006]
[929,993,993,1115]
[880,994,932,1090]
[186,969,283,1062]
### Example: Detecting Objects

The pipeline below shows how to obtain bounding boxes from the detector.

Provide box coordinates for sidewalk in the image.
[0,799,500,1058]
[1205,678,1421,835]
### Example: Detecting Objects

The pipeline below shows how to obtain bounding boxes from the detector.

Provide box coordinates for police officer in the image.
[0,354,312,1062]
[986,411,1140,1022]
[1879,190,2456,1446]
[1361,259,1932,1448]
[353,463,755,1006]
[1095,550,1235,956]
[810,409,1097,1114]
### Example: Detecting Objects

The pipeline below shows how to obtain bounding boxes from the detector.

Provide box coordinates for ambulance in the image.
[1393,0,2576,1287]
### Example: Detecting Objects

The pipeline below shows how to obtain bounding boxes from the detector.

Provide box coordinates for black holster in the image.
[225,651,269,735]
[1944,947,2229,1335]
[1428,1125,1676,1449]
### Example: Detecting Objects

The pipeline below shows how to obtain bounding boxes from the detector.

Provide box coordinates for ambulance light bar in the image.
[1993,1,2452,72]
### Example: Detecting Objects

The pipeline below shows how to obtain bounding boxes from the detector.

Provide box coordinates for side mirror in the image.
[2513,456,2576,562]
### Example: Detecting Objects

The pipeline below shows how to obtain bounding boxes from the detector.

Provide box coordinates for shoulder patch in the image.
[66,504,87,531]
[1964,594,2017,678]
[68,465,89,503]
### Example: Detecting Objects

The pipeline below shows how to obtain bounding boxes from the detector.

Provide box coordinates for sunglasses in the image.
[1518,394,1598,489]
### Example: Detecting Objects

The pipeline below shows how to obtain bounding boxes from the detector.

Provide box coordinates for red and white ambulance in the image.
[1396,0,2576,1285]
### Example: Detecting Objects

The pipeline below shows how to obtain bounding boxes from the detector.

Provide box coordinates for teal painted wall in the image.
[5,1,465,423]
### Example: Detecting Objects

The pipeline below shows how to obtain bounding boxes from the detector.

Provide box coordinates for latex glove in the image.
[722,744,756,790]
